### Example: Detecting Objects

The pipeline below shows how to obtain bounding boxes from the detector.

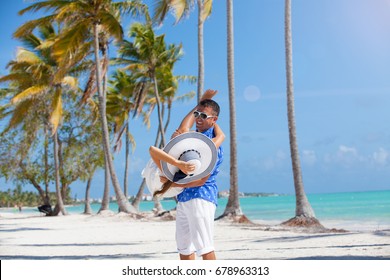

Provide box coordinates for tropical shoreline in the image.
[0,211,389,260]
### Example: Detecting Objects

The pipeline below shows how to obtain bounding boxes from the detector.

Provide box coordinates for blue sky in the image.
[1,0,390,199]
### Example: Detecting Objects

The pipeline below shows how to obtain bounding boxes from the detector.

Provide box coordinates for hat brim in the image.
[142,159,183,198]
[161,132,217,185]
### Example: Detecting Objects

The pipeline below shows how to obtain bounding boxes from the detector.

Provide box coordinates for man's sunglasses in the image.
[193,110,215,120]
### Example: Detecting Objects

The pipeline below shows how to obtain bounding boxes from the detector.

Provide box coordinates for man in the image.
[163,91,224,260]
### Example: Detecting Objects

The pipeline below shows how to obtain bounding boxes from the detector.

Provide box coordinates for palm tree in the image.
[281,0,322,228]
[152,0,213,102]
[84,175,93,214]
[15,0,147,213]
[218,0,245,220]
[0,94,51,207]
[1,24,80,215]
[107,70,138,199]
[114,22,184,146]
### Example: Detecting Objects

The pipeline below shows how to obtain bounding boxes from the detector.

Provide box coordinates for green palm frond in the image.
[115,0,147,19]
[18,1,65,16]
[127,130,136,153]
[152,0,189,25]
[56,43,93,80]
[13,15,57,38]
[17,33,41,50]
[0,102,13,121]
[6,99,35,132]
[35,36,56,51]
[151,0,171,25]
[0,72,32,84]
[54,1,91,23]
[99,10,124,43]
[15,48,41,64]
[172,0,188,23]
[202,0,213,21]
[37,23,56,40]
[52,20,91,62]
[174,90,196,102]
[11,85,48,104]
[175,74,197,84]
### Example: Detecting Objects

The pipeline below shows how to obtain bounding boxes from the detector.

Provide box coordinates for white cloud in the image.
[260,150,288,171]
[276,150,287,160]
[302,150,317,166]
[372,147,389,166]
[322,145,390,170]
[338,145,358,156]
[324,145,364,167]
[336,145,362,164]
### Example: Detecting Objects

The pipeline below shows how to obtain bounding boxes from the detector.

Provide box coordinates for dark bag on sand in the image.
[38,204,52,215]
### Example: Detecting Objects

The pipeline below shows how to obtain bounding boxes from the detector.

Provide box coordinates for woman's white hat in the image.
[161,131,218,185]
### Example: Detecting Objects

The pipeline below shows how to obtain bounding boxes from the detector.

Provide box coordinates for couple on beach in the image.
[143,89,224,260]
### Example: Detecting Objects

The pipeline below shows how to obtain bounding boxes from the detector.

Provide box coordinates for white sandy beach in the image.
[0,211,389,260]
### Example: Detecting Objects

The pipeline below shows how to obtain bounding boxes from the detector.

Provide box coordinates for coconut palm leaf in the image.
[6,99,35,132]
[52,20,91,60]
[13,15,57,38]
[98,11,124,42]
[202,0,213,21]
[11,85,48,104]
[15,48,41,64]
[50,87,63,133]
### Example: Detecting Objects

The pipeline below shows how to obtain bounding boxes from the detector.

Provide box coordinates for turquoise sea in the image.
[3,190,390,227]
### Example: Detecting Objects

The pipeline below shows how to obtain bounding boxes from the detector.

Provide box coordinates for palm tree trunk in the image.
[99,70,110,213]
[164,101,172,134]
[99,159,111,212]
[133,113,165,212]
[124,123,130,198]
[44,124,50,203]
[132,178,146,210]
[61,184,68,205]
[132,113,169,210]
[152,74,166,146]
[84,176,93,215]
[28,177,50,206]
[219,0,243,219]
[197,0,205,103]
[53,131,67,216]
[93,23,136,214]
[283,0,320,227]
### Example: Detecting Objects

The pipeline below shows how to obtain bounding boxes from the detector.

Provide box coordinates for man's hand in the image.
[201,89,218,100]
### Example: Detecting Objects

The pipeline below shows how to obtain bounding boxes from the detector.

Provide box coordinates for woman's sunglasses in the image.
[193,110,215,120]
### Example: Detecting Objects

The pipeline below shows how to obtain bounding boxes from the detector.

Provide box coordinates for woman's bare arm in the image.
[149,146,195,175]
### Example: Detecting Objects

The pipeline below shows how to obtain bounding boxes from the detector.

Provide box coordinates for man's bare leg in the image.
[180,253,196,260]
[202,251,216,260]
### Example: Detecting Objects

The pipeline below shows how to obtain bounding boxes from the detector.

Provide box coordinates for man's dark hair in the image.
[199,99,220,116]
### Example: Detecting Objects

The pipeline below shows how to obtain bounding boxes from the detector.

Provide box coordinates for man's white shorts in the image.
[176,198,216,257]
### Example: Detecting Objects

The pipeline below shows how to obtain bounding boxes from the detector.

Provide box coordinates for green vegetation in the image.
[0,1,196,215]
[0,186,73,209]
